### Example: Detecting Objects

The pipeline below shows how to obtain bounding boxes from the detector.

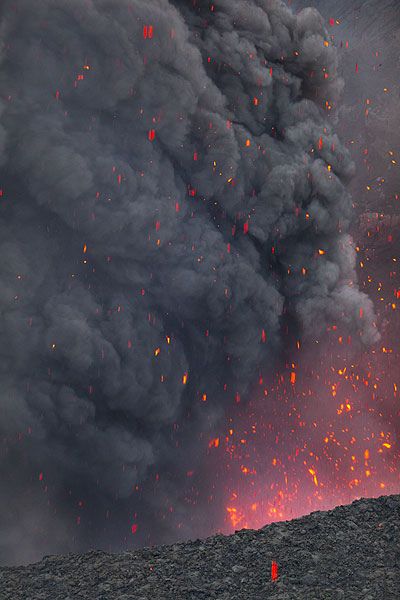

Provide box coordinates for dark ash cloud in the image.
[0,0,378,565]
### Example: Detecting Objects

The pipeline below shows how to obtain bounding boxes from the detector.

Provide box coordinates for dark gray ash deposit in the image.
[1,494,399,599]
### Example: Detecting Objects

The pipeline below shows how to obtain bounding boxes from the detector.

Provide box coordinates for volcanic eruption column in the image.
[0,0,378,564]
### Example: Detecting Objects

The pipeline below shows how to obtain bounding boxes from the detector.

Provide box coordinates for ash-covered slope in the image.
[1,495,399,600]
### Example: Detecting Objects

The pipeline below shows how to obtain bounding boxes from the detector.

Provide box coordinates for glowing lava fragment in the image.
[209,437,220,448]
[143,25,153,39]
[148,129,156,142]
[131,524,138,534]
[271,561,279,581]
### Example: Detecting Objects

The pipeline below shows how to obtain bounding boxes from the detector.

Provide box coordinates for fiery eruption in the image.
[0,0,397,567]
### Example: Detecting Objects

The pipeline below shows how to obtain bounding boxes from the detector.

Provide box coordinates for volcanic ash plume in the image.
[0,0,378,564]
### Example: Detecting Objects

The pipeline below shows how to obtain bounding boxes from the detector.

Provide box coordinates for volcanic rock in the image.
[1,494,399,599]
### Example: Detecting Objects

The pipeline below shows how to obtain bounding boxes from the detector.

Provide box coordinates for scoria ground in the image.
[1,494,399,599]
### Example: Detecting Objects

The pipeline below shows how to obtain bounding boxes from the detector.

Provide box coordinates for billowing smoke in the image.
[0,0,378,565]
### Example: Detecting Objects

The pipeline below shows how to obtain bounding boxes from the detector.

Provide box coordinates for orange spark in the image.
[209,437,220,448]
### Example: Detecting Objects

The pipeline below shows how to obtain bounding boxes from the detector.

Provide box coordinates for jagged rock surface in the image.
[1,494,399,599]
